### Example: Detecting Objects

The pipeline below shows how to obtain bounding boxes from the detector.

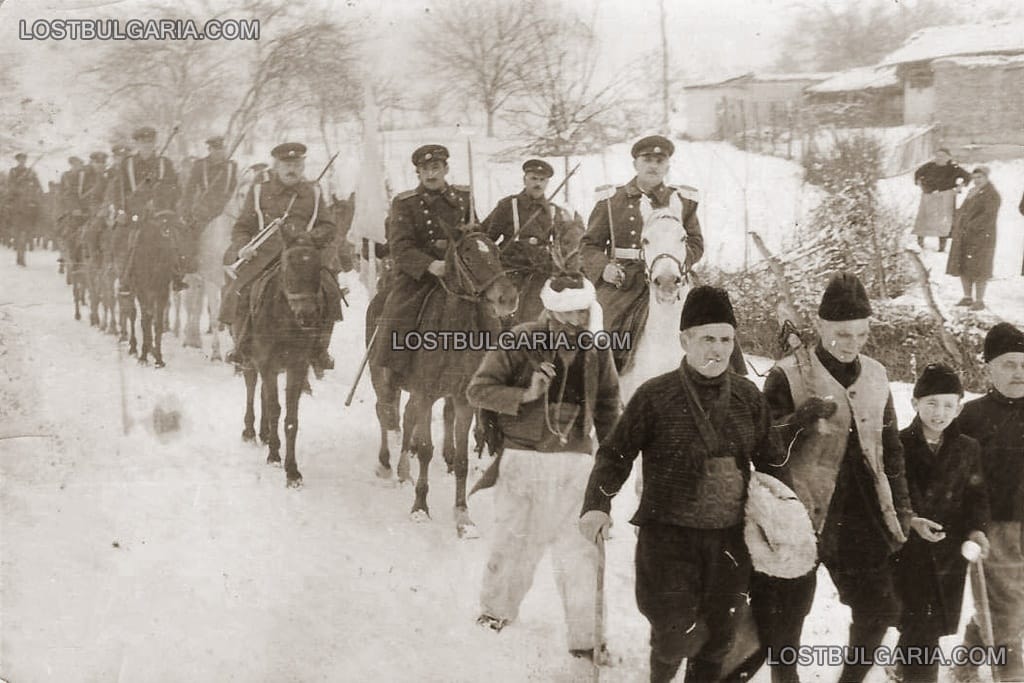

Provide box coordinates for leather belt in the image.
[613,247,642,260]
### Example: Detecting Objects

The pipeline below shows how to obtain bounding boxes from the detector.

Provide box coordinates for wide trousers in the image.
[479,448,601,650]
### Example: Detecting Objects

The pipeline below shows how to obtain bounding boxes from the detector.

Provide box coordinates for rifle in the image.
[223,152,338,279]
[595,183,620,286]
[344,325,378,407]
[515,162,583,238]
[466,138,478,228]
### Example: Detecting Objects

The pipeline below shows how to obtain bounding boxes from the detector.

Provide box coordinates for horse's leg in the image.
[283,363,304,488]
[442,396,456,473]
[242,366,258,442]
[452,397,479,539]
[409,394,434,522]
[182,275,202,349]
[370,362,397,480]
[169,291,179,337]
[138,295,152,365]
[152,290,166,368]
[208,283,223,362]
[73,276,81,321]
[262,369,282,465]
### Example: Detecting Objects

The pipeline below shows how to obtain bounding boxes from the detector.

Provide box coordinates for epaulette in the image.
[394,189,418,202]
[254,170,271,184]
[672,184,700,202]
[451,184,471,193]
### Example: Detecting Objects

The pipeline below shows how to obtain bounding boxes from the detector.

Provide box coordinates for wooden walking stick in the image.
[592,533,606,682]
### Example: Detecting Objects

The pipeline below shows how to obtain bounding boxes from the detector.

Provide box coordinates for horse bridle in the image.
[637,214,690,286]
[435,220,503,302]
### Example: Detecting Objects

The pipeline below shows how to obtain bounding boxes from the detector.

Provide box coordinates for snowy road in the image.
[0,246,987,682]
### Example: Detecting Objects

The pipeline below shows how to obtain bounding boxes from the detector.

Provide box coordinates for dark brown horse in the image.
[503,221,585,326]
[369,229,518,537]
[242,228,342,488]
[126,209,181,367]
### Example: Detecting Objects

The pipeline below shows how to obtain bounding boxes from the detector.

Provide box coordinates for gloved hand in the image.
[578,510,612,542]
[602,262,624,286]
[792,396,838,427]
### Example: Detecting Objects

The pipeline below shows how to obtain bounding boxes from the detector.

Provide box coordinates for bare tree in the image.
[417,0,544,137]
[504,7,646,174]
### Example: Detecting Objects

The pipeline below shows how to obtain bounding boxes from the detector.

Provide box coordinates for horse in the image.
[182,171,256,359]
[617,196,692,401]
[66,220,90,322]
[368,229,519,537]
[243,227,340,488]
[126,209,182,367]
[502,221,586,327]
[82,211,118,332]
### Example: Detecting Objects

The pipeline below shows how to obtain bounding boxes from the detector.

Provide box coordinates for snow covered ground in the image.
[3,137,1020,682]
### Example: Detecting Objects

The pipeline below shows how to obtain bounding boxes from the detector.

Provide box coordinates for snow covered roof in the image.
[683,72,836,89]
[880,20,1024,65]
[933,53,1024,69]
[806,66,900,93]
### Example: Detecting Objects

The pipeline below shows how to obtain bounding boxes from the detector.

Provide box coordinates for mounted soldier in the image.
[78,151,111,255]
[579,135,704,371]
[222,142,338,378]
[115,126,185,292]
[482,158,584,321]
[57,156,88,273]
[6,152,43,267]
[181,135,238,272]
[368,144,476,380]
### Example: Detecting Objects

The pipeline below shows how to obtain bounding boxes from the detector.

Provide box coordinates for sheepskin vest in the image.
[778,352,906,545]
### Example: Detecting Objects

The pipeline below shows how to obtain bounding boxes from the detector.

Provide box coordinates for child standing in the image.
[956,322,1024,681]
[894,363,990,683]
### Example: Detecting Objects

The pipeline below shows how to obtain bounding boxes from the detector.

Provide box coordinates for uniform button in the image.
[630,230,636,235]
[427,220,432,225]
[629,216,635,221]
[423,209,428,214]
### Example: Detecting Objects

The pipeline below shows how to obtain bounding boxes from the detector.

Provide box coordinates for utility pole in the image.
[659,0,670,131]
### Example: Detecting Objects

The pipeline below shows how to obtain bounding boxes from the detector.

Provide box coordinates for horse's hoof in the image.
[183,340,200,349]
[396,452,411,483]
[457,522,480,540]
[375,463,393,480]
[137,357,148,366]
[242,430,256,443]
[409,509,431,523]
[286,475,303,489]
[74,312,81,321]
[210,352,222,362]
[267,454,282,467]
[154,359,165,369]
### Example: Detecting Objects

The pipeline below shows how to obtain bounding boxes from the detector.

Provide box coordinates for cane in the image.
[974,559,997,653]
[592,533,606,682]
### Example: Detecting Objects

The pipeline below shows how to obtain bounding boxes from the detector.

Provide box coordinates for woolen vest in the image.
[778,352,907,545]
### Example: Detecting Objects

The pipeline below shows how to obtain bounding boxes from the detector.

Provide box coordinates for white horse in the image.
[618,193,691,402]
[181,170,256,360]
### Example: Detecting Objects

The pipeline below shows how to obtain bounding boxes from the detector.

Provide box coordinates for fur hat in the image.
[744,471,818,579]
[679,285,736,331]
[984,322,1024,362]
[913,363,963,398]
[818,272,871,321]
[540,273,603,333]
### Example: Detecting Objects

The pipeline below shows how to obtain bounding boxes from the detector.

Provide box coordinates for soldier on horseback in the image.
[223,142,338,377]
[579,135,704,371]
[182,135,238,257]
[369,144,476,380]
[58,156,89,273]
[5,152,43,267]
[482,159,584,317]
[115,126,186,292]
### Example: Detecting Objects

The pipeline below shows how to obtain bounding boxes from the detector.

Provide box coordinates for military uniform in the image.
[5,155,42,266]
[183,136,238,229]
[369,144,475,380]
[221,142,339,373]
[579,136,704,371]
[116,127,182,289]
[79,152,111,269]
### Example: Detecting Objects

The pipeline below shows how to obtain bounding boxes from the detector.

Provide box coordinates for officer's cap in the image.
[111,144,130,156]
[14,152,27,161]
[412,144,449,167]
[249,162,269,172]
[631,135,674,159]
[68,156,84,165]
[271,142,306,161]
[90,151,108,163]
[522,159,554,178]
[132,126,157,142]
[206,135,225,149]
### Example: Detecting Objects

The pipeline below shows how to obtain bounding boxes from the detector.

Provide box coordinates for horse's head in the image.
[555,219,585,273]
[640,194,689,305]
[447,230,519,318]
[279,230,322,329]
[141,209,182,242]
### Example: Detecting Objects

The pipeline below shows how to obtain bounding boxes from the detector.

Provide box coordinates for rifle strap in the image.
[306,184,320,232]
[252,181,317,232]
[512,198,520,238]
[254,181,264,231]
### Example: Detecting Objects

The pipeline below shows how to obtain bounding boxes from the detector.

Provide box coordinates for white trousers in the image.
[479,448,602,650]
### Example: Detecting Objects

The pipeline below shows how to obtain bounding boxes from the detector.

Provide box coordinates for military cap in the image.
[68,156,84,165]
[271,142,306,161]
[132,126,157,142]
[205,135,225,149]
[14,152,26,161]
[522,159,554,178]
[249,162,269,172]
[411,144,449,167]
[111,144,130,156]
[89,151,107,162]
[631,135,674,158]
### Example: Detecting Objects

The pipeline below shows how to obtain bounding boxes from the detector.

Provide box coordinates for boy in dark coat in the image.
[893,363,990,683]
[954,322,1024,681]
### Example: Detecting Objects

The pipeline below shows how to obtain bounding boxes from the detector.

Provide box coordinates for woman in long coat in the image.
[946,166,1001,310]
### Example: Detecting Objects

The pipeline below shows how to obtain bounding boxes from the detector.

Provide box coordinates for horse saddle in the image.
[250,263,281,317]
[249,263,345,323]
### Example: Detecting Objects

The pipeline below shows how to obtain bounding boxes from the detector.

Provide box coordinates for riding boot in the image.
[226,314,252,368]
